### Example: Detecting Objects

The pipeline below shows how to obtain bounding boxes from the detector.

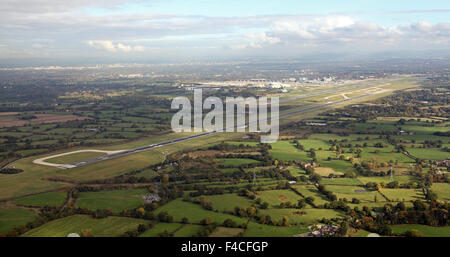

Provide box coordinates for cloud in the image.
[87,40,145,52]
[264,16,450,50]
[0,1,450,60]
[246,33,281,48]
[389,9,450,14]
[0,0,143,14]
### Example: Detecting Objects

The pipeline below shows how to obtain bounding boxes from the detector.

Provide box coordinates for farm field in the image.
[320,178,363,186]
[295,139,330,150]
[291,185,330,205]
[350,229,371,237]
[379,188,424,202]
[13,192,67,207]
[200,194,254,212]
[140,223,182,237]
[256,190,303,207]
[216,158,259,167]
[358,176,418,185]
[259,208,343,225]
[74,189,148,213]
[0,208,37,234]
[173,224,205,237]
[243,222,308,237]
[209,227,244,237]
[154,198,248,224]
[431,183,450,202]
[23,215,149,237]
[326,185,382,203]
[269,141,311,161]
[407,148,449,160]
[286,166,307,176]
[314,167,342,177]
[390,224,450,237]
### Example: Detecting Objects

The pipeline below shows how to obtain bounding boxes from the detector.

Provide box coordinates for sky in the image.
[1,0,450,65]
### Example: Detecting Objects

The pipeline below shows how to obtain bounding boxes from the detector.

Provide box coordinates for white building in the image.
[267,82,291,89]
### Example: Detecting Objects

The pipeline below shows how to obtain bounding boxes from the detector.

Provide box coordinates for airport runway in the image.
[66,90,379,169]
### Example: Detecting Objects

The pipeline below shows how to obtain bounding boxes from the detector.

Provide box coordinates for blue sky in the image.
[1,0,450,64]
[88,0,450,24]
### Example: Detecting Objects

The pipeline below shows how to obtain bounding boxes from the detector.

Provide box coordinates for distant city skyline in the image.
[1,0,450,65]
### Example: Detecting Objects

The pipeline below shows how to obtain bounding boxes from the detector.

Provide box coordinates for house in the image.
[300,162,317,169]
[306,224,340,237]
[306,122,327,126]
[142,193,161,204]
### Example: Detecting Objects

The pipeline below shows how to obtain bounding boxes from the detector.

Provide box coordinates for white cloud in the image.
[87,40,145,52]
[246,33,281,48]
[265,15,450,50]
[1,3,450,60]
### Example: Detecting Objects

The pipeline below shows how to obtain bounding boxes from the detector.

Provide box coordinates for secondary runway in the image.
[46,88,384,169]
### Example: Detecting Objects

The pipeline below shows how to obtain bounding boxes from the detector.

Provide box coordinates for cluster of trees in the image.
[232,206,258,218]
[208,142,262,151]
[195,224,217,237]
[0,168,23,174]
[187,187,230,197]
[348,200,449,236]
[353,162,391,177]
[384,180,420,189]
[2,206,76,237]
[317,185,337,201]
[253,213,289,226]
[196,196,213,211]
[157,211,174,223]
[122,223,156,237]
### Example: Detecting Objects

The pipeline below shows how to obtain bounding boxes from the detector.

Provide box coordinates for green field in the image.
[243,222,308,237]
[256,190,303,207]
[74,189,148,213]
[286,166,307,176]
[321,178,363,186]
[210,226,244,237]
[0,208,37,234]
[13,192,67,207]
[217,158,259,167]
[358,175,418,185]
[327,185,382,203]
[154,198,248,224]
[295,139,330,150]
[391,224,450,237]
[173,224,205,237]
[269,141,311,161]
[23,214,149,237]
[140,222,182,237]
[407,148,449,160]
[350,229,371,237]
[259,208,343,225]
[201,194,255,212]
[379,188,424,202]
[291,185,330,205]
[431,183,450,202]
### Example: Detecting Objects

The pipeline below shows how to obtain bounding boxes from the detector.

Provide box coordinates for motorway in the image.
[66,89,382,169]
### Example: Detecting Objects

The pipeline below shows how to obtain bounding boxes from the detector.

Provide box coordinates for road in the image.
[65,90,381,169]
